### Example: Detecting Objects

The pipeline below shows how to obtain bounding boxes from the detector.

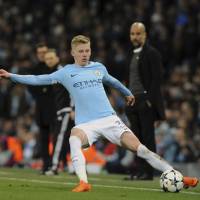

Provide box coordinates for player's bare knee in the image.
[70,128,89,147]
[120,131,140,152]
[70,128,82,142]
[71,128,84,138]
[128,143,140,152]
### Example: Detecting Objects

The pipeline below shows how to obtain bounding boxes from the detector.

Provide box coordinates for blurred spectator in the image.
[43,49,74,175]
[26,43,56,174]
[124,22,165,180]
[0,136,13,166]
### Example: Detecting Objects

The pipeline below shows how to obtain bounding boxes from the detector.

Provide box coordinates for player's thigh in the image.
[100,116,133,147]
[71,128,89,147]
[120,131,141,152]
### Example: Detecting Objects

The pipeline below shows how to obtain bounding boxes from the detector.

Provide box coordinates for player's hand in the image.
[125,95,135,106]
[0,69,11,78]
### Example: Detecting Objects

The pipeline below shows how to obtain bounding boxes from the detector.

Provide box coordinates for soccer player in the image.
[0,35,198,192]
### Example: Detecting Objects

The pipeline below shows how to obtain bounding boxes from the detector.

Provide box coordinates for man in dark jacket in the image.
[43,49,74,175]
[28,43,56,174]
[125,22,165,180]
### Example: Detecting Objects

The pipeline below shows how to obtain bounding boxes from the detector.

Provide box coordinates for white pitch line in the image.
[52,175,128,183]
[0,176,199,196]
[0,171,9,175]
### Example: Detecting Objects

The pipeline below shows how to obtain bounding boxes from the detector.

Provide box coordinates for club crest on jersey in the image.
[94,70,101,76]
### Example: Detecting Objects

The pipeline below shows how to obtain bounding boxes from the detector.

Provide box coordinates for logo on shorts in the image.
[115,120,129,131]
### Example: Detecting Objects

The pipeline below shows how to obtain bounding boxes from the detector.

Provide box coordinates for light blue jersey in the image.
[10,62,133,125]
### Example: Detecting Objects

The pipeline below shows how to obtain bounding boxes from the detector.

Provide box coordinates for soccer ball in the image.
[160,169,184,192]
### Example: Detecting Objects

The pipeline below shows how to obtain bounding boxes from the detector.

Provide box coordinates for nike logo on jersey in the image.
[71,74,78,77]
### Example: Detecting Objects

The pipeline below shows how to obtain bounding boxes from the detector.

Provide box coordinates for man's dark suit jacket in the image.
[125,43,166,121]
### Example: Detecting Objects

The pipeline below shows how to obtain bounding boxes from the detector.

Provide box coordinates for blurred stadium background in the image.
[0,0,200,176]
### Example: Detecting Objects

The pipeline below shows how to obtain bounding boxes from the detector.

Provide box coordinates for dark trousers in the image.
[51,113,74,170]
[39,124,53,171]
[126,93,156,177]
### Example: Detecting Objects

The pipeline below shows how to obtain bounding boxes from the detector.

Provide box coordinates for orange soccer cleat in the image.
[72,180,92,192]
[183,176,199,188]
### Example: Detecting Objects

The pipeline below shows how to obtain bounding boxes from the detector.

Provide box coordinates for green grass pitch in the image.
[0,168,199,200]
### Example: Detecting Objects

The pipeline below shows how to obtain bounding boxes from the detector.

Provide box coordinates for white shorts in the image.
[74,115,132,146]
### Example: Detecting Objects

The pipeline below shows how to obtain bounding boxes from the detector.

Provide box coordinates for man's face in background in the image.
[44,52,59,68]
[130,23,146,48]
[36,46,48,62]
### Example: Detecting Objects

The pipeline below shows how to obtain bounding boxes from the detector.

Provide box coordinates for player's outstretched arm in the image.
[0,68,58,86]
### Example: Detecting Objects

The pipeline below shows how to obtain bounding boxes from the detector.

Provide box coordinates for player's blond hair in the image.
[71,35,90,48]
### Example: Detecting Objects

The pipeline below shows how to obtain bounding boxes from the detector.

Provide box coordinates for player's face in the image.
[71,43,91,66]
[44,52,59,68]
[130,25,146,48]
[36,46,48,62]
